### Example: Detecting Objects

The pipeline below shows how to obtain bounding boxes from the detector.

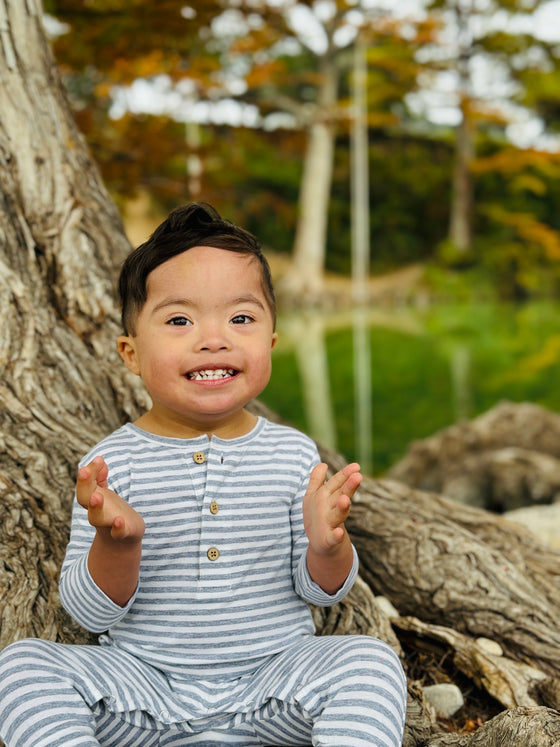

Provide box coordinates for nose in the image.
[194,320,232,352]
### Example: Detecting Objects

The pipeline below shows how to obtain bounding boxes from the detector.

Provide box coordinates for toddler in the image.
[0,203,406,746]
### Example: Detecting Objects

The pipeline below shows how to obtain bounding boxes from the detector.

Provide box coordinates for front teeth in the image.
[189,368,236,381]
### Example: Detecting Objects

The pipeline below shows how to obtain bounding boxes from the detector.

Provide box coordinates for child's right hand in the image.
[76,455,145,543]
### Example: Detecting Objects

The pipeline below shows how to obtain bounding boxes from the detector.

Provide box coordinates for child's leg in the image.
[247,635,407,747]
[158,724,261,747]
[0,639,99,747]
[0,639,161,747]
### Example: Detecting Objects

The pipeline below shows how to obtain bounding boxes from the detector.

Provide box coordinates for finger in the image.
[110,515,128,540]
[86,492,114,529]
[89,491,104,509]
[93,456,109,489]
[83,455,108,487]
[325,463,361,494]
[342,471,363,500]
[326,493,351,528]
[329,526,345,545]
[76,465,97,507]
[336,493,351,514]
[307,463,329,494]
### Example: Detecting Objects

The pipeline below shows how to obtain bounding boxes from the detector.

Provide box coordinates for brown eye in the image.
[231,314,254,325]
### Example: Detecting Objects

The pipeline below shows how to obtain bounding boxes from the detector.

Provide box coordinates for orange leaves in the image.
[486,206,560,262]
[245,60,288,89]
[111,50,176,81]
[511,215,560,262]
[473,147,560,177]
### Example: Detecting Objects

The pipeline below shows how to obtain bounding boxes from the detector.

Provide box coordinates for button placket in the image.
[198,445,233,579]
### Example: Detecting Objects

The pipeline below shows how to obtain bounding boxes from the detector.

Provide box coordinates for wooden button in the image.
[209,501,219,515]
[207,547,220,561]
[193,451,206,464]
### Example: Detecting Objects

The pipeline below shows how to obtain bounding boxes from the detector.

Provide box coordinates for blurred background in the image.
[44,0,560,476]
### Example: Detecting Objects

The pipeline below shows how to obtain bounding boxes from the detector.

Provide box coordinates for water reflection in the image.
[352,309,372,474]
[285,314,337,451]
[450,345,472,423]
[263,302,560,475]
[271,306,425,473]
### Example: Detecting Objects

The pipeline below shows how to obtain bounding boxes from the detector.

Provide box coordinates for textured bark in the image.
[429,707,560,747]
[348,479,560,678]
[0,0,148,650]
[1,3,560,745]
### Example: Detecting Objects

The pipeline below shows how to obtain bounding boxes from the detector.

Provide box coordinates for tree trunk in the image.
[279,52,338,301]
[447,1,474,256]
[1,3,560,745]
[0,0,148,649]
[448,97,473,254]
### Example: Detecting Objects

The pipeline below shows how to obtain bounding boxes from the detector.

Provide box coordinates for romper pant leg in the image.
[245,635,407,747]
[0,639,161,747]
[0,639,99,747]
[0,636,406,747]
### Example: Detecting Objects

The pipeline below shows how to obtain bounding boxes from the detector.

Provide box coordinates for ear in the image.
[117,335,141,376]
[271,332,278,350]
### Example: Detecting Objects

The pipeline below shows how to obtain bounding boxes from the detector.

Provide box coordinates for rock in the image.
[388,402,560,512]
[375,595,400,618]
[476,637,504,656]
[504,503,560,549]
[422,684,464,719]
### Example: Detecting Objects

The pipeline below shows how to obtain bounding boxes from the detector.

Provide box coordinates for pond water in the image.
[260,301,560,476]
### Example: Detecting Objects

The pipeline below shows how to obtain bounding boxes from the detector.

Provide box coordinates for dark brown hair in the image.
[118,202,276,335]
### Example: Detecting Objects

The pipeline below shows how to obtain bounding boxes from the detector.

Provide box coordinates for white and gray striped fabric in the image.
[0,418,407,745]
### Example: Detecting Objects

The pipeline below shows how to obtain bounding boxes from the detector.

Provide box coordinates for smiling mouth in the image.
[186,368,238,381]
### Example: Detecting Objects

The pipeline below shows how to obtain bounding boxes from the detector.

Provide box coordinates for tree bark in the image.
[0,0,148,649]
[1,3,560,745]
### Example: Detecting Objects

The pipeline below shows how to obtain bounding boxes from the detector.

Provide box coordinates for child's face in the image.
[118,245,278,437]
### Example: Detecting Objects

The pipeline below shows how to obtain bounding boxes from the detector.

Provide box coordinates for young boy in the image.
[0,203,406,746]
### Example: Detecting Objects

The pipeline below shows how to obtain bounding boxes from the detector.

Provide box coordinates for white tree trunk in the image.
[449,100,473,253]
[280,54,338,299]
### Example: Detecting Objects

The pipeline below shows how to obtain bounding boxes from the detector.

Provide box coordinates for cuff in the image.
[297,545,359,607]
[59,554,137,633]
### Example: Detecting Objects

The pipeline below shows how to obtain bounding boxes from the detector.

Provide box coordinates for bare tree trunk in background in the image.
[279,52,338,300]
[447,2,474,255]
[448,97,473,253]
[1,2,560,745]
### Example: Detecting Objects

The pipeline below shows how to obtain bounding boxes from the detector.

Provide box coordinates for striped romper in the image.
[0,418,407,746]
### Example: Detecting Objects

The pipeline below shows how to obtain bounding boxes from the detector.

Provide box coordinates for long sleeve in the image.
[59,548,137,633]
[59,429,137,632]
[290,450,359,607]
[58,419,359,676]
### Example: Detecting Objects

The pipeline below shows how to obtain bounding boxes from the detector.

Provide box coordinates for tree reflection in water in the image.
[266,302,560,479]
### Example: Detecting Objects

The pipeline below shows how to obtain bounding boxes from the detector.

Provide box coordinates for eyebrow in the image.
[230,295,267,311]
[151,294,266,315]
[150,297,192,315]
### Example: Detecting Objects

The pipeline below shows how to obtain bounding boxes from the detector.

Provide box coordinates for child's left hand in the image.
[303,462,362,555]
